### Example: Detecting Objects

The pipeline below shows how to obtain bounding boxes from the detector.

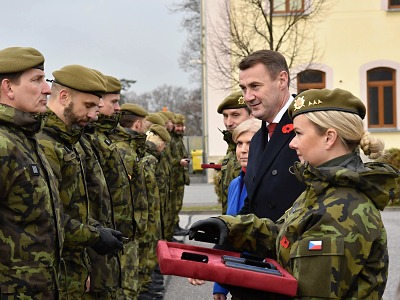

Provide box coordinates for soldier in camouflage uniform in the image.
[216,91,251,214]
[37,65,124,299]
[0,46,65,299]
[109,102,150,299]
[138,124,171,299]
[190,89,400,299]
[79,133,122,300]
[157,111,174,241]
[84,75,138,299]
[169,113,190,235]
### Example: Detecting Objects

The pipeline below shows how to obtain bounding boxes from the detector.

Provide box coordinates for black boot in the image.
[147,281,165,293]
[138,291,163,300]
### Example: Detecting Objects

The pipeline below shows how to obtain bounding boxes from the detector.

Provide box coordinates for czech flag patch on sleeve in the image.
[308,240,322,251]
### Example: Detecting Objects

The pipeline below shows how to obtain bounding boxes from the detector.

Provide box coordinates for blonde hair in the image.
[305,111,384,159]
[232,118,262,143]
[146,131,165,148]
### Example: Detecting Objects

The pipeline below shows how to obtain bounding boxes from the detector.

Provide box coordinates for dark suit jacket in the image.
[240,112,305,221]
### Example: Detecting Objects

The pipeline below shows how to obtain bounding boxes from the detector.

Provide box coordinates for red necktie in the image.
[267,123,277,138]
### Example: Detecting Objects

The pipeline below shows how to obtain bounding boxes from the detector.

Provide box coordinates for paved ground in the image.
[161,181,400,300]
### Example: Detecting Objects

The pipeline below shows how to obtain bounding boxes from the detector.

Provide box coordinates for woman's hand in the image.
[187,278,205,286]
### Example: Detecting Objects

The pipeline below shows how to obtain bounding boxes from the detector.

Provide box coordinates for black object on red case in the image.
[181,251,208,263]
[224,261,282,276]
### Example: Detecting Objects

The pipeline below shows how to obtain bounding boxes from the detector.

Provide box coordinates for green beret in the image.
[149,124,171,142]
[157,112,168,123]
[217,91,247,114]
[121,103,148,117]
[52,65,107,98]
[289,88,366,120]
[146,113,165,126]
[105,75,122,94]
[0,47,44,73]
[158,111,174,120]
[173,113,185,124]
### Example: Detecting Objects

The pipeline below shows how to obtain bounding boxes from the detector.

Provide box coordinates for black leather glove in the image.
[188,217,228,245]
[91,228,124,256]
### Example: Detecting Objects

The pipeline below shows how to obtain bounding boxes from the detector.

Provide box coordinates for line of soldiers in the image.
[0,46,190,300]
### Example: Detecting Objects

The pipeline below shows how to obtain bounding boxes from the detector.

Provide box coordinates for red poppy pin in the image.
[280,235,290,249]
[282,124,294,134]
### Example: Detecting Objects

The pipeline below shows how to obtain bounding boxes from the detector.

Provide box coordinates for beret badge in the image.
[293,96,306,111]
[237,96,245,105]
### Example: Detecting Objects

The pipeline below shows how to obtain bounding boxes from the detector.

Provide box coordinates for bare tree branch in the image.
[207,0,328,91]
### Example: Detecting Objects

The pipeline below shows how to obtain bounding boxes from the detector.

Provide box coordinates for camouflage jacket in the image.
[78,134,121,293]
[147,141,170,239]
[219,153,400,299]
[108,125,148,236]
[84,114,134,239]
[38,110,100,254]
[140,143,162,241]
[219,130,241,214]
[170,132,190,186]
[0,105,64,294]
[159,141,172,202]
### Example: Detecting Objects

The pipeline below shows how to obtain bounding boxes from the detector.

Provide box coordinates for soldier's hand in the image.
[180,158,190,167]
[91,228,124,256]
[189,217,228,245]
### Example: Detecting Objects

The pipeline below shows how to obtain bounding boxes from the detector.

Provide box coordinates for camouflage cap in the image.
[146,113,165,126]
[149,124,171,142]
[121,103,148,117]
[217,91,247,114]
[52,65,107,98]
[0,46,44,73]
[289,88,366,120]
[157,112,168,123]
[105,75,122,94]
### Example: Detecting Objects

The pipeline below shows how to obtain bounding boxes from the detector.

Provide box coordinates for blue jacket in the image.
[226,170,247,215]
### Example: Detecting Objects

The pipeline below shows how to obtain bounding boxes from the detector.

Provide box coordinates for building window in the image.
[389,0,400,9]
[296,69,325,94]
[273,0,305,13]
[367,67,397,128]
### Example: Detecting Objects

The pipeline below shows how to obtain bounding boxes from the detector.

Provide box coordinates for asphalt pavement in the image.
[161,179,400,300]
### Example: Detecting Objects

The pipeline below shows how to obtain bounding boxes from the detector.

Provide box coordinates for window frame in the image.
[367,67,397,128]
[296,69,326,94]
[389,0,400,9]
[272,0,305,14]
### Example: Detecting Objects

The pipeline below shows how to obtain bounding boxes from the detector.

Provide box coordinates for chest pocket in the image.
[289,234,344,298]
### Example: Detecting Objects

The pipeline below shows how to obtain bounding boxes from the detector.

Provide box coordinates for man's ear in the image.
[324,128,338,149]
[278,70,289,90]
[2,79,15,100]
[59,89,70,106]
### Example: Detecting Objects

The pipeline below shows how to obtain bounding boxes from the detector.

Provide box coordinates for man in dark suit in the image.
[238,50,305,221]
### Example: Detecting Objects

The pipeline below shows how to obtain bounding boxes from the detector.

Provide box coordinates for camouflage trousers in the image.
[85,248,121,298]
[0,291,58,300]
[118,240,139,299]
[138,239,159,292]
[172,184,185,226]
[59,251,90,300]
[83,290,120,300]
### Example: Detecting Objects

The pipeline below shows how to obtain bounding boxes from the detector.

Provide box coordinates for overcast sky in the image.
[0,0,193,94]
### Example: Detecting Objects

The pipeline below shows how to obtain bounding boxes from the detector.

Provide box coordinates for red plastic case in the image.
[157,241,298,297]
[200,163,222,170]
